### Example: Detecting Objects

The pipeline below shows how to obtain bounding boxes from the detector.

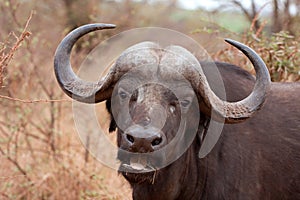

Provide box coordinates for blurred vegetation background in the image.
[0,0,299,199]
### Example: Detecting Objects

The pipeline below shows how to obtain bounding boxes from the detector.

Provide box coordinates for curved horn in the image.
[54,23,116,103]
[201,39,271,123]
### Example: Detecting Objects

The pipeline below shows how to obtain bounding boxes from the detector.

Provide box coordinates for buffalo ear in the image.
[197,114,210,146]
[109,120,117,133]
[105,99,117,133]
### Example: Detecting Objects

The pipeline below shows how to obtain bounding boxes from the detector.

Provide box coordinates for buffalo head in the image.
[54,24,270,184]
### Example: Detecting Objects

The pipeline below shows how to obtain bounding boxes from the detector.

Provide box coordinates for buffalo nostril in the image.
[126,134,135,143]
[151,137,163,146]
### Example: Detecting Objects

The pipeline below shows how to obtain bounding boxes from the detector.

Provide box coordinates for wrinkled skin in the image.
[106,62,300,200]
[106,64,201,187]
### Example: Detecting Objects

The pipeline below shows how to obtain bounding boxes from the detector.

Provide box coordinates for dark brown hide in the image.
[204,82,300,200]
[53,23,297,200]
[107,62,300,200]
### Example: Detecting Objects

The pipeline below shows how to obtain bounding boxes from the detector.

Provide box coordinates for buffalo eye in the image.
[180,99,191,108]
[118,88,129,100]
[119,91,127,99]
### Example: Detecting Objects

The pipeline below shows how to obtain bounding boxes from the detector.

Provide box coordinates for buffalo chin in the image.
[119,161,157,184]
[120,168,157,184]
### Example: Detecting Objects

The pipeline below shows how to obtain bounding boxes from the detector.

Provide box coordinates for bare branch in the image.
[0,147,31,181]
[0,94,71,103]
[0,11,33,88]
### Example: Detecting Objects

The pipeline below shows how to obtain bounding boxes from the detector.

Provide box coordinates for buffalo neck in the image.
[129,138,207,200]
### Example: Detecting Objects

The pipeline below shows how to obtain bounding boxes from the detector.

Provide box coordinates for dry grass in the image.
[0,96,131,199]
[207,18,300,82]
[0,3,132,199]
[0,1,299,200]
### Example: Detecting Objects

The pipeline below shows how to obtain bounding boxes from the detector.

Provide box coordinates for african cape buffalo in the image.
[54,24,300,200]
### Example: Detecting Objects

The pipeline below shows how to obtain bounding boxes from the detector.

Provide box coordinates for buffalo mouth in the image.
[118,154,159,184]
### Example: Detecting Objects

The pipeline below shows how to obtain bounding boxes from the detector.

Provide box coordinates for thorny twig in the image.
[0,94,71,103]
[0,11,33,88]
